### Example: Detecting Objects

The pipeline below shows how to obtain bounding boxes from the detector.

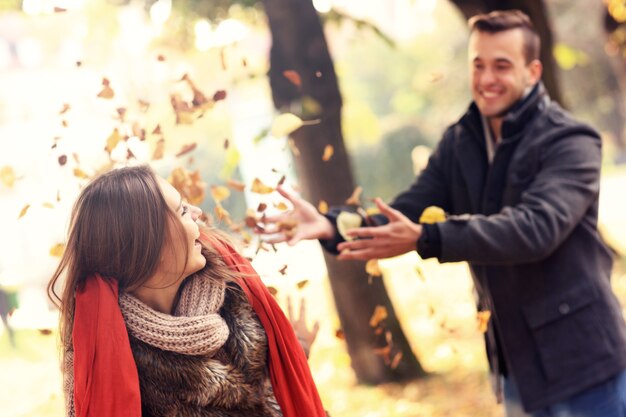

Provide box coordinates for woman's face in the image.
[156,176,206,281]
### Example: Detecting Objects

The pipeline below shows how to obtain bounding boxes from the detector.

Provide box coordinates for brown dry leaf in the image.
[366,259,382,277]
[213,90,227,102]
[168,167,206,206]
[97,78,114,99]
[18,204,30,219]
[59,103,70,114]
[226,179,245,192]
[170,94,194,125]
[345,186,363,206]
[138,99,150,112]
[477,310,492,333]
[282,70,302,87]
[277,175,286,186]
[181,74,210,109]
[153,138,165,161]
[73,168,89,179]
[42,202,54,209]
[105,128,123,154]
[38,328,53,335]
[369,305,388,327]
[157,54,166,61]
[278,265,288,275]
[274,202,289,211]
[210,185,230,203]
[53,6,66,12]
[251,178,274,194]
[61,120,68,128]
[152,124,162,135]
[49,243,66,257]
[335,329,345,340]
[267,286,278,296]
[257,202,267,213]
[296,279,309,289]
[224,138,229,149]
[318,200,329,214]
[176,143,197,158]
[58,155,68,166]
[244,209,258,228]
[116,107,127,122]
[390,351,403,369]
[287,139,301,157]
[322,145,334,162]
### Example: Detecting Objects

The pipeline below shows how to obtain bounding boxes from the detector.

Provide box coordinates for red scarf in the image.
[72,239,326,417]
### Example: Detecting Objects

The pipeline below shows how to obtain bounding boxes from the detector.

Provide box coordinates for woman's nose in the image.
[190,205,202,220]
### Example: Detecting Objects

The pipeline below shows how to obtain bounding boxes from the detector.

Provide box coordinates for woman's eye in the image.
[181,205,189,216]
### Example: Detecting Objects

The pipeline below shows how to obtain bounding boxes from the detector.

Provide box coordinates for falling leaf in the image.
[210,185,230,203]
[318,200,329,214]
[153,138,165,161]
[170,94,194,124]
[430,72,444,83]
[322,145,334,161]
[97,77,114,99]
[271,113,303,137]
[18,204,30,219]
[419,206,446,224]
[138,99,150,112]
[245,209,258,228]
[274,202,289,211]
[215,204,231,222]
[390,351,403,369]
[296,279,309,289]
[73,168,89,179]
[58,155,68,166]
[277,175,286,186]
[38,328,53,335]
[251,178,274,194]
[366,259,382,277]
[267,286,278,296]
[345,186,363,206]
[373,345,392,363]
[336,211,362,242]
[75,60,82,67]
[335,329,345,340]
[54,6,66,12]
[49,243,66,257]
[279,265,288,275]
[132,123,146,141]
[369,305,388,327]
[169,167,206,206]
[213,90,227,102]
[287,139,300,157]
[105,128,122,155]
[226,179,245,192]
[257,202,267,213]
[56,189,61,202]
[59,103,70,114]
[157,54,166,61]
[176,143,197,157]
[0,166,16,188]
[116,107,127,122]
[477,310,492,334]
[61,120,68,128]
[282,70,302,87]
[42,202,54,209]
[152,124,162,135]
[224,138,229,149]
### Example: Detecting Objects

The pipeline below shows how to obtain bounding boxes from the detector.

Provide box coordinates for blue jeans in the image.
[503,370,626,417]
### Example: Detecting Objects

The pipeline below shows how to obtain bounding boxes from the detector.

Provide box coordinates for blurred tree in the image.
[260,0,426,383]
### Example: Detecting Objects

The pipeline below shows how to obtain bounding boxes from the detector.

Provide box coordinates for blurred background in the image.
[1,0,626,416]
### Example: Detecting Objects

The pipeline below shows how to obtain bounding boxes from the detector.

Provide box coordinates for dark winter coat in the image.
[390,83,626,411]
[129,283,283,417]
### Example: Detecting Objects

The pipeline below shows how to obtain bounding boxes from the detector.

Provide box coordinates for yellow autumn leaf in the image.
[73,168,90,179]
[369,305,388,327]
[337,211,362,242]
[274,202,289,211]
[49,243,66,257]
[214,204,231,222]
[251,178,274,194]
[42,202,54,209]
[477,310,492,333]
[419,206,446,224]
[322,145,334,161]
[210,185,230,203]
[365,259,382,277]
[18,204,30,219]
[271,113,303,137]
[296,279,309,289]
[318,200,329,214]
[0,166,16,188]
[105,128,123,154]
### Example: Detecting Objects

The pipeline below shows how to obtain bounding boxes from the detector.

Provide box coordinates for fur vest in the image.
[129,282,283,417]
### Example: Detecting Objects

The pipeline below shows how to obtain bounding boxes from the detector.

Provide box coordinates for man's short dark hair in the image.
[468,9,541,63]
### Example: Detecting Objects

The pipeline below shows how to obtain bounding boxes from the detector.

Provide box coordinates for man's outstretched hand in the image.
[337,198,422,261]
[257,185,335,245]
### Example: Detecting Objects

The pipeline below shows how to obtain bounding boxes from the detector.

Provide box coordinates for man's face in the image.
[468,28,542,119]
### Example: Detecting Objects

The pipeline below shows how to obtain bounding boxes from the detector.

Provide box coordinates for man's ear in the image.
[527,59,543,86]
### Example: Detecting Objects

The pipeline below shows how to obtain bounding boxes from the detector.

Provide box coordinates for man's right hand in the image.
[256,185,335,245]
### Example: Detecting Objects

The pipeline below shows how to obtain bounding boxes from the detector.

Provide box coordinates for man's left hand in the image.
[337,198,423,261]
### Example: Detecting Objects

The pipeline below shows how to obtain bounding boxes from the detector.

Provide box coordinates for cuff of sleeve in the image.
[417,223,442,259]
[318,207,347,255]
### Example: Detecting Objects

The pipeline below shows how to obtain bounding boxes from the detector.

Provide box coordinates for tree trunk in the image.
[450,0,563,106]
[261,0,426,383]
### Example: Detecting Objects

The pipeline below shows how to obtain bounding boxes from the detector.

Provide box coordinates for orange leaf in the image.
[274,202,289,211]
[59,103,70,114]
[210,185,230,203]
[369,305,388,327]
[322,144,334,161]
[318,200,329,214]
[176,143,197,157]
[345,186,363,206]
[477,310,492,333]
[215,204,231,222]
[18,204,30,219]
[226,179,245,192]
[251,178,274,194]
[335,329,345,340]
[73,168,89,179]
[152,138,165,161]
[366,259,382,277]
[157,54,166,61]
[97,78,114,99]
[283,70,302,87]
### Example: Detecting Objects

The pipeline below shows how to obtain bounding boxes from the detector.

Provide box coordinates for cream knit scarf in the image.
[118,269,229,356]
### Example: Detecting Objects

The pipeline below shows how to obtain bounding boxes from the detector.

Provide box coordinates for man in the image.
[260,9,626,417]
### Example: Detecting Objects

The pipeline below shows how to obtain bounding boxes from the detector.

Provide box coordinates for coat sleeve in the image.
[437,130,601,265]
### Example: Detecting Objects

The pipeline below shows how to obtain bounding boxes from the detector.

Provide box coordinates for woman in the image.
[48,165,326,417]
